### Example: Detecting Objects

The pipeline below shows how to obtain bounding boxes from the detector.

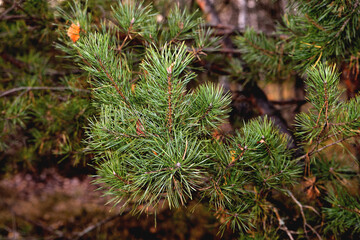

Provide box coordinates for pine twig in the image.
[113,171,130,184]
[201,47,242,54]
[287,190,322,240]
[330,117,360,126]
[334,0,360,38]
[305,14,326,31]
[198,103,213,122]
[313,134,360,154]
[117,18,134,52]
[166,65,173,134]
[244,38,276,57]
[336,204,360,215]
[144,167,174,174]
[12,211,67,239]
[296,133,360,161]
[216,145,247,185]
[0,0,23,20]
[272,206,294,240]
[74,212,126,240]
[96,56,146,129]
[96,57,128,104]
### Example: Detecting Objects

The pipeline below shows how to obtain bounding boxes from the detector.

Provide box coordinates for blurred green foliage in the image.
[0,0,93,172]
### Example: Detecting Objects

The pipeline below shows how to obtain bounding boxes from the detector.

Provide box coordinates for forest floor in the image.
[0,168,235,240]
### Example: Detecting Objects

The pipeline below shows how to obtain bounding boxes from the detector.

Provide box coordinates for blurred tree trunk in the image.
[197,0,286,33]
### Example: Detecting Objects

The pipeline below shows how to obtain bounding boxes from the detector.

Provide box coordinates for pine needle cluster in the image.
[231,0,360,238]
[58,0,360,238]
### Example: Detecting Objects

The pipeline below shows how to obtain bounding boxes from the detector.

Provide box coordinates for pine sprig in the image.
[323,188,360,235]
[295,63,360,146]
[56,1,360,239]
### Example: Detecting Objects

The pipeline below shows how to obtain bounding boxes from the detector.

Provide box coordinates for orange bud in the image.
[67,22,80,43]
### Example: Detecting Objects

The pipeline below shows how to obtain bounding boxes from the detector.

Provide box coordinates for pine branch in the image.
[96,56,128,105]
[215,150,245,185]
[272,206,294,240]
[12,210,66,239]
[112,171,128,183]
[306,77,330,173]
[330,117,360,126]
[74,212,126,240]
[305,14,326,31]
[336,204,360,216]
[333,0,360,38]
[287,190,322,240]
[0,0,24,20]
[313,134,360,155]
[102,127,142,139]
[244,38,276,57]
[198,103,213,122]
[54,2,360,238]
[117,18,134,52]
[0,51,29,70]
[166,66,173,134]
[297,133,360,161]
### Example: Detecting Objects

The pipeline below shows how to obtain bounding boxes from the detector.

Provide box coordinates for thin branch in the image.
[297,133,360,161]
[117,18,134,52]
[334,0,360,38]
[200,47,242,54]
[272,207,294,240]
[113,171,130,184]
[182,140,188,160]
[305,223,323,240]
[314,134,360,154]
[95,56,146,131]
[263,170,283,184]
[287,190,322,240]
[305,14,326,31]
[244,38,276,57]
[102,127,142,139]
[336,204,360,215]
[0,86,89,98]
[1,50,29,70]
[0,0,23,20]
[12,211,67,239]
[303,75,331,174]
[167,66,173,134]
[96,57,128,104]
[13,0,43,24]
[306,78,330,171]
[169,29,184,45]
[323,77,329,127]
[207,23,286,38]
[198,103,213,122]
[74,213,125,240]
[144,167,174,174]
[117,34,129,52]
[329,117,360,126]
[216,145,247,184]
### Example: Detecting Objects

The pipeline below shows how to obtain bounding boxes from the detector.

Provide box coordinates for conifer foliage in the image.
[58,0,360,238]
[0,0,92,170]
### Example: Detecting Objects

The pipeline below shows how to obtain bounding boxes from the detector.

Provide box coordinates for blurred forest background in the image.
[1,0,359,239]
